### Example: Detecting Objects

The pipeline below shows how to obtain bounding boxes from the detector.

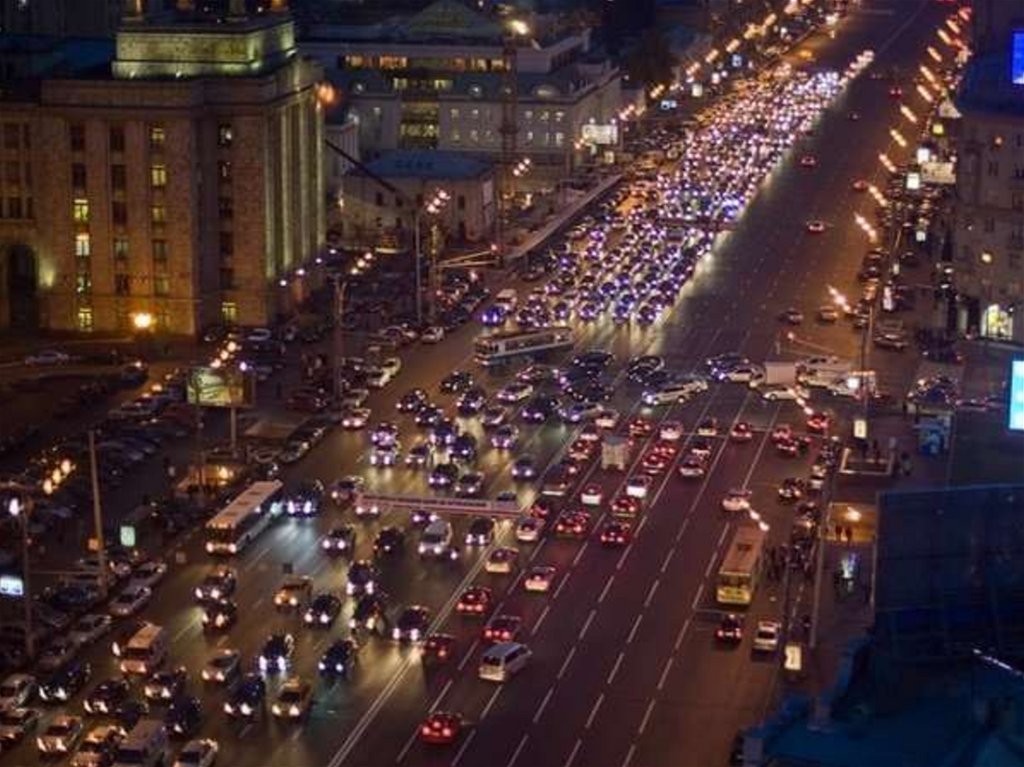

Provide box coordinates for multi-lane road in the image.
[1,1,954,766]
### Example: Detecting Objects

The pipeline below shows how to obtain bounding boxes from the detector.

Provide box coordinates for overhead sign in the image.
[581,124,619,146]
[354,492,519,517]
[906,172,921,191]
[1009,359,1024,432]
[1012,30,1024,85]
[119,524,137,549]
[187,366,255,408]
[920,161,955,185]
[0,574,25,597]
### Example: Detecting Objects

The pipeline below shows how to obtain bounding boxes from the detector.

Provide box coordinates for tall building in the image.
[951,0,1024,342]
[0,0,125,37]
[0,0,325,336]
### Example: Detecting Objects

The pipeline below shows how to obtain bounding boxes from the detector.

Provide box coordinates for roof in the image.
[358,150,493,180]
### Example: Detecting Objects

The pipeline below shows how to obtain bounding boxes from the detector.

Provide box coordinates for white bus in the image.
[715,525,766,606]
[205,480,284,555]
[474,327,574,367]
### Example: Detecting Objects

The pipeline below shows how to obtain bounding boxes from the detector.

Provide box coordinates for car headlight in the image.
[320,614,330,625]
[258,657,268,670]
[202,670,211,680]
[392,628,401,640]
[290,704,300,716]
[240,703,252,716]
[272,704,282,716]
[410,628,421,641]
[194,587,203,599]
[278,657,287,671]
[224,703,234,714]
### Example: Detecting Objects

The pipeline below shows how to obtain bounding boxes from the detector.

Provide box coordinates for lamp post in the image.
[829,286,873,430]
[418,189,451,327]
[331,275,351,405]
[5,491,34,661]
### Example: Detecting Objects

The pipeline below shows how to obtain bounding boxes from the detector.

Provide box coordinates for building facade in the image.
[0,0,325,336]
[0,0,124,38]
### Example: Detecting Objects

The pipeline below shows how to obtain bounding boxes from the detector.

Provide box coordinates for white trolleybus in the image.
[715,524,767,606]
[474,326,574,367]
[205,480,284,555]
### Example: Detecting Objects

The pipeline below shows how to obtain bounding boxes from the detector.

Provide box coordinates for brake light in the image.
[442,727,453,738]
[422,725,432,735]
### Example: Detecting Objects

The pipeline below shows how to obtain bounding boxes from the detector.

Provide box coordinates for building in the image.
[0,0,325,336]
[0,0,125,38]
[301,0,622,180]
[951,0,1024,342]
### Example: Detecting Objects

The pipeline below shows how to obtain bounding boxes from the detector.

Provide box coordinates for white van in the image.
[479,642,532,682]
[494,289,518,311]
[642,378,707,406]
[119,624,168,676]
[418,520,453,557]
[112,720,168,767]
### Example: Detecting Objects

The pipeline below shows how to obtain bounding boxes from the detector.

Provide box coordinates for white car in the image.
[515,517,544,543]
[753,620,781,653]
[594,409,621,429]
[341,407,371,429]
[721,489,753,512]
[659,421,683,441]
[421,326,445,344]
[0,706,41,745]
[341,388,369,408]
[70,614,112,646]
[364,368,391,390]
[497,382,533,404]
[109,584,152,617]
[484,547,519,574]
[25,349,69,366]
[37,714,83,756]
[523,566,556,593]
[381,357,402,378]
[579,484,604,507]
[0,674,36,709]
[724,365,764,384]
[369,444,400,467]
[129,560,167,589]
[626,475,653,500]
[174,738,219,767]
[760,385,810,402]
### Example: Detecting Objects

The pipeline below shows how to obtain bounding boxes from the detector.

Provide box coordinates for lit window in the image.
[76,306,94,332]
[450,108,460,120]
[72,198,89,223]
[539,111,550,122]
[152,239,168,263]
[151,204,166,224]
[524,110,533,122]
[555,131,565,147]
[469,129,479,143]
[75,233,91,257]
[218,124,233,147]
[150,164,167,188]
[221,301,238,323]
[149,125,165,149]
[554,111,565,123]
[154,275,170,297]
[525,131,534,144]
[113,237,129,260]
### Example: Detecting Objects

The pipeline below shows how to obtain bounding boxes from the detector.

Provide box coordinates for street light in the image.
[4,490,34,661]
[416,189,451,327]
[131,311,153,332]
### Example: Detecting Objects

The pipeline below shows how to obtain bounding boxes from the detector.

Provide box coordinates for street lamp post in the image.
[88,430,110,599]
[332,275,350,405]
[419,189,451,327]
[5,493,34,661]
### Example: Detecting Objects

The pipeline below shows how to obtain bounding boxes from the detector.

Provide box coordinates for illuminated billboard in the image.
[1013,31,1024,85]
[581,124,619,146]
[1010,358,1024,432]
[187,366,255,408]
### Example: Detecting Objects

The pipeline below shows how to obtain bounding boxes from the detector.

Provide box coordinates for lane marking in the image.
[657,657,674,692]
[428,679,452,712]
[579,609,598,640]
[571,541,589,568]
[395,729,418,764]
[481,686,503,720]
[598,574,615,603]
[622,743,637,767]
[558,646,577,680]
[626,613,643,644]
[452,729,477,767]
[638,698,657,736]
[615,544,632,571]
[457,639,480,672]
[643,579,660,608]
[507,734,530,767]
[660,549,674,574]
[691,583,705,611]
[534,686,555,724]
[564,738,583,767]
[552,570,572,601]
[674,617,692,652]
[606,651,625,685]
[585,692,605,729]
[531,604,551,636]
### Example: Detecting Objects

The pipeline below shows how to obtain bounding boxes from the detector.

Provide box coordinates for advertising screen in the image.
[1013,31,1024,85]
[1009,358,1024,432]
[187,366,255,408]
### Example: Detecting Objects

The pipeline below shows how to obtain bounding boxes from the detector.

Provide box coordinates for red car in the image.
[651,439,677,458]
[568,438,597,462]
[771,424,793,444]
[422,633,455,663]
[730,422,754,443]
[611,495,641,517]
[715,614,744,644]
[529,498,554,519]
[456,586,493,616]
[641,451,669,474]
[628,417,653,438]
[420,711,463,744]
[776,435,812,457]
[483,615,522,643]
[599,520,631,547]
[806,412,830,433]
[554,510,590,537]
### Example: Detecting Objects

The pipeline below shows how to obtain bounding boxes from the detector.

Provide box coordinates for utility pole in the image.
[88,430,109,599]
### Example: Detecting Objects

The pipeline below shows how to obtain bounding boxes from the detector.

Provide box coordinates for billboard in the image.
[186,366,255,408]
[1010,358,1024,431]
[581,124,619,146]
[1013,31,1024,85]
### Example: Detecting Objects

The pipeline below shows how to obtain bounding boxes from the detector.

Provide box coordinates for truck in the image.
[601,434,630,471]
[799,358,853,389]
[762,361,799,388]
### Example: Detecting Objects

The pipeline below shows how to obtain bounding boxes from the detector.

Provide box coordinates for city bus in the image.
[204,480,284,555]
[715,524,767,605]
[473,326,574,367]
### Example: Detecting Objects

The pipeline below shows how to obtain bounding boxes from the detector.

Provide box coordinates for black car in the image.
[303,594,343,628]
[346,560,379,596]
[572,350,614,370]
[439,371,474,394]
[374,526,405,557]
[449,434,478,463]
[321,525,356,555]
[114,699,151,730]
[415,406,445,427]
[84,677,131,715]
[428,463,459,489]
[257,633,295,673]
[40,659,91,703]
[143,667,188,703]
[349,594,388,635]
[224,674,266,719]
[465,517,495,546]
[165,695,202,737]
[201,599,238,632]
[455,387,487,416]
[521,395,559,423]
[397,388,429,413]
[393,606,431,642]
[318,639,360,678]
[193,566,237,603]
[285,479,325,517]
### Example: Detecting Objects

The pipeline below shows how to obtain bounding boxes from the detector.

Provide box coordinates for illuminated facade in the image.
[0,0,325,336]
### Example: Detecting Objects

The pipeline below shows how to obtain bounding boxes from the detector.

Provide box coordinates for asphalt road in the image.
[1,1,952,766]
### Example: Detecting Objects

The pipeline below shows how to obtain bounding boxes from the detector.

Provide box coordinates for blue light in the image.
[1013,31,1024,85]
[1009,359,1024,431]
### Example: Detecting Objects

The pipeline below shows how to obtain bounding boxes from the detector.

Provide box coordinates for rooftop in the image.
[357,149,493,180]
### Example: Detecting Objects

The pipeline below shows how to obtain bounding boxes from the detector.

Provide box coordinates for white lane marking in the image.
[552,570,572,601]
[452,729,477,767]
[657,658,674,692]
[172,619,197,644]
[606,651,625,685]
[704,552,717,579]
[626,613,643,644]
[572,541,589,568]
[660,549,674,574]
[252,597,265,611]
[638,698,657,735]
[457,639,480,672]
[531,604,551,636]
[395,728,418,764]
[598,574,615,603]
[558,646,576,679]
[480,686,503,720]
[621,743,637,767]
[533,686,555,724]
[528,538,547,562]
[615,544,632,571]
[507,734,530,767]
[579,609,597,640]
[674,618,692,652]
[691,583,706,610]
[584,692,605,729]
[715,523,729,551]
[564,738,583,767]
[429,679,452,712]
[643,579,660,608]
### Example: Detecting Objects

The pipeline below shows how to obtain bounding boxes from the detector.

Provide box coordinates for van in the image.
[119,624,168,676]
[418,520,453,557]
[478,642,532,682]
[112,720,168,767]
[494,289,518,310]
[642,378,707,407]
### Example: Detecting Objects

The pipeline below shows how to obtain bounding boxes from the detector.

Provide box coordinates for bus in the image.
[715,524,767,606]
[474,326,574,367]
[205,480,284,555]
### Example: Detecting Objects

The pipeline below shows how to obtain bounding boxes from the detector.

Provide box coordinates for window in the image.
[3,124,19,150]
[72,197,90,223]
[76,273,92,295]
[539,111,550,123]
[524,110,533,122]
[554,111,565,123]
[450,108,461,120]
[76,306,93,332]
[151,204,166,224]
[219,231,233,257]
[525,130,534,144]
[555,131,565,147]
[457,195,466,211]
[150,164,167,188]
[1013,193,1024,213]
[154,275,170,296]
[469,129,479,143]
[984,218,995,233]
[109,126,125,153]
[7,197,22,219]
[219,267,235,289]
[70,124,85,152]
[152,239,168,263]
[75,233,91,257]
[218,160,232,181]
[450,129,461,143]
[471,109,480,121]
[149,125,165,149]
[218,196,233,219]
[5,161,20,184]
[111,164,126,191]
[113,237,129,260]
[114,274,130,296]
[112,201,127,226]
[221,301,238,323]
[71,163,86,189]
[217,124,233,147]
[987,160,999,177]
[375,192,384,207]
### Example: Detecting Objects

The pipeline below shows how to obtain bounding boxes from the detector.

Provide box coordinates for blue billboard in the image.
[1013,31,1024,85]
[1010,358,1024,431]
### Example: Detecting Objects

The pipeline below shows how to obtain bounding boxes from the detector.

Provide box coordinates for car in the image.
[799,154,816,167]
[109,584,152,617]
[529,497,555,520]
[696,417,719,437]
[223,674,266,719]
[888,85,903,98]
[194,566,236,602]
[806,412,831,433]
[449,434,478,462]
[25,349,70,366]
[628,417,654,438]
[274,576,312,610]
[0,706,40,746]
[715,614,744,644]
[346,560,379,596]
[611,494,641,517]
[874,332,908,350]
[511,456,537,480]
[200,649,240,686]
[806,220,826,233]
[440,371,474,394]
[524,566,556,593]
[641,450,669,475]
[753,620,781,653]
[322,525,356,555]
[340,407,371,430]
[778,477,805,502]
[761,385,809,402]
[554,510,590,537]
[257,633,295,674]
[369,443,400,467]
[373,526,405,557]
[392,606,431,642]
[319,639,360,678]
[84,678,131,714]
[497,382,533,404]
[678,452,709,479]
[38,638,79,672]
[200,600,237,632]
[174,738,219,767]
[129,560,167,589]
[594,409,620,429]
[284,480,325,517]
[579,483,604,506]
[483,615,522,644]
[465,517,495,546]
[455,388,487,416]
[409,508,439,527]
[422,633,456,664]
[485,547,518,574]
[272,677,313,720]
[770,424,793,443]
[0,674,36,709]
[721,489,753,512]
[481,405,509,428]
[659,421,683,441]
[490,424,519,450]
[419,711,463,745]
[303,594,343,628]
[428,463,459,489]
[405,443,432,468]
[165,695,202,737]
[39,660,91,703]
[520,395,559,423]
[567,437,597,462]
[37,714,84,756]
[421,326,446,343]
[456,586,493,616]
[599,520,631,547]
[416,405,445,428]
[730,421,754,442]
[72,724,126,767]
[455,471,484,497]
[515,516,544,542]
[778,307,804,325]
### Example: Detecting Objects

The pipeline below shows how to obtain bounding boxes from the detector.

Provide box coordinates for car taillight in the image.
[442,727,453,738]
[422,725,432,735]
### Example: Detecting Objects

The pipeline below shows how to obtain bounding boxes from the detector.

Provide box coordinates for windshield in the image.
[123,646,153,661]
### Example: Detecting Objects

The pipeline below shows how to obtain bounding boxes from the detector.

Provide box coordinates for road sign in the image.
[784,642,803,672]
[353,493,519,518]
[119,525,136,549]
[853,417,868,440]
